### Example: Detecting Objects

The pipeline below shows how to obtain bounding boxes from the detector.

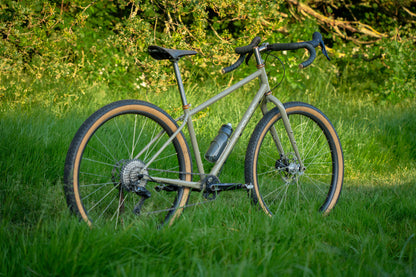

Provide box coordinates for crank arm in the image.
[208,183,254,192]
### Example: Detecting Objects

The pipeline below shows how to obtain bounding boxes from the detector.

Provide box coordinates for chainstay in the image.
[141,168,214,215]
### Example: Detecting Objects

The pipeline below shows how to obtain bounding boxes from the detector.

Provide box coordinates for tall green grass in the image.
[1,71,415,276]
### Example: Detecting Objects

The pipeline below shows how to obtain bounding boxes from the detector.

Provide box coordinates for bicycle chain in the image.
[139,168,215,215]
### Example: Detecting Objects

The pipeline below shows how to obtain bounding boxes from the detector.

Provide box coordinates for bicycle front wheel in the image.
[64,100,192,228]
[245,102,343,215]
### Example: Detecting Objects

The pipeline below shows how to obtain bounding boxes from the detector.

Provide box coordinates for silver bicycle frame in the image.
[141,47,304,190]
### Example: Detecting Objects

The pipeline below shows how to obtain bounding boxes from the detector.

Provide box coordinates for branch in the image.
[403,6,416,17]
[286,0,387,43]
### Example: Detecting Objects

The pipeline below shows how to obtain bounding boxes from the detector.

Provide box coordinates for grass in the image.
[1,67,415,276]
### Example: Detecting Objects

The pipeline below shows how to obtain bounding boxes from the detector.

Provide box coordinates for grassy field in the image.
[1,65,415,276]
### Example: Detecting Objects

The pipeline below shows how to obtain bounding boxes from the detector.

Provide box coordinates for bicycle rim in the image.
[64,100,192,228]
[247,102,343,215]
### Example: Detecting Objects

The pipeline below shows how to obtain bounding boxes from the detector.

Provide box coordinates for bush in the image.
[0,0,415,110]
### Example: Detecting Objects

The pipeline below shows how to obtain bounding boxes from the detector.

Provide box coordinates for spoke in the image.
[304,160,332,166]
[296,177,309,203]
[114,117,131,158]
[148,166,181,177]
[98,194,117,221]
[298,115,307,158]
[134,129,165,160]
[262,181,287,200]
[82,183,110,200]
[80,171,111,179]
[83,157,116,167]
[131,115,137,159]
[303,174,329,195]
[144,126,158,161]
[80,182,114,188]
[303,131,324,162]
[133,117,148,157]
[304,144,330,163]
[144,126,167,162]
[257,168,281,176]
[152,152,177,163]
[111,190,129,225]
[305,173,333,176]
[89,135,117,163]
[86,185,119,213]
[274,183,290,212]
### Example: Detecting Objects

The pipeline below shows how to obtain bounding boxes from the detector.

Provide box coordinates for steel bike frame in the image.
[139,46,304,190]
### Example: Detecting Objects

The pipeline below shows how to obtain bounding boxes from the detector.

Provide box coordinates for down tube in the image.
[210,83,269,176]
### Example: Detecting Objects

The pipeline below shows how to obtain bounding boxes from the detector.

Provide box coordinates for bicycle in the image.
[63,32,344,228]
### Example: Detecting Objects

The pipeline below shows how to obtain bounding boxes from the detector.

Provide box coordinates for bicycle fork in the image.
[261,94,305,172]
[254,46,305,172]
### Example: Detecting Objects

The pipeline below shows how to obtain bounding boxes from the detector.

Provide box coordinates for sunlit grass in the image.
[1,73,415,275]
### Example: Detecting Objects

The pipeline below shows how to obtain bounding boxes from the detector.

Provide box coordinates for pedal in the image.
[209,183,253,191]
[243,183,254,190]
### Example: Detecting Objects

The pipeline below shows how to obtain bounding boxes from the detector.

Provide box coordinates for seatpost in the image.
[171,60,189,108]
[171,59,206,176]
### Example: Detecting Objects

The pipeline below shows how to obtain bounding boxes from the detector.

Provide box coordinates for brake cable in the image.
[264,51,286,92]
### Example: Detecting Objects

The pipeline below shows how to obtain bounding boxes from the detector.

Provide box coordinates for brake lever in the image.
[311,32,331,61]
[245,52,253,65]
[320,39,331,61]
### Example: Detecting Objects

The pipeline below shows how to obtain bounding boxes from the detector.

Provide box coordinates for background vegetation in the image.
[1,0,415,276]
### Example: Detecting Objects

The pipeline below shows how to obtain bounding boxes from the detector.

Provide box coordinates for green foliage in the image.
[330,37,416,104]
[1,0,413,111]
[0,0,291,97]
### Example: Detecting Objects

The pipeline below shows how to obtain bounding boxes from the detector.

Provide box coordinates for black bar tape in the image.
[299,43,316,69]
[310,32,322,47]
[222,55,246,73]
[235,37,261,55]
[267,41,316,69]
[267,41,306,51]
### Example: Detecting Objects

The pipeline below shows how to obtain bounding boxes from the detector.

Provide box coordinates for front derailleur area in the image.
[203,175,254,200]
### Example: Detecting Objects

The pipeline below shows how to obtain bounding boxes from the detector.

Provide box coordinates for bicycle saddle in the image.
[148,45,197,61]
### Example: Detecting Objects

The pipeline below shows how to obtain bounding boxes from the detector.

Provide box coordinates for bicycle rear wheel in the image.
[245,102,343,215]
[64,100,192,228]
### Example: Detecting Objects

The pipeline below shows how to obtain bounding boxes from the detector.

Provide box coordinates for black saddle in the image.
[148,45,197,61]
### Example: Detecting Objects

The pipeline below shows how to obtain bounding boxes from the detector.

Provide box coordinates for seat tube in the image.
[172,60,189,107]
[172,59,206,176]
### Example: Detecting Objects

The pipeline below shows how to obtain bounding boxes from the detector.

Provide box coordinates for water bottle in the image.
[205,123,233,163]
